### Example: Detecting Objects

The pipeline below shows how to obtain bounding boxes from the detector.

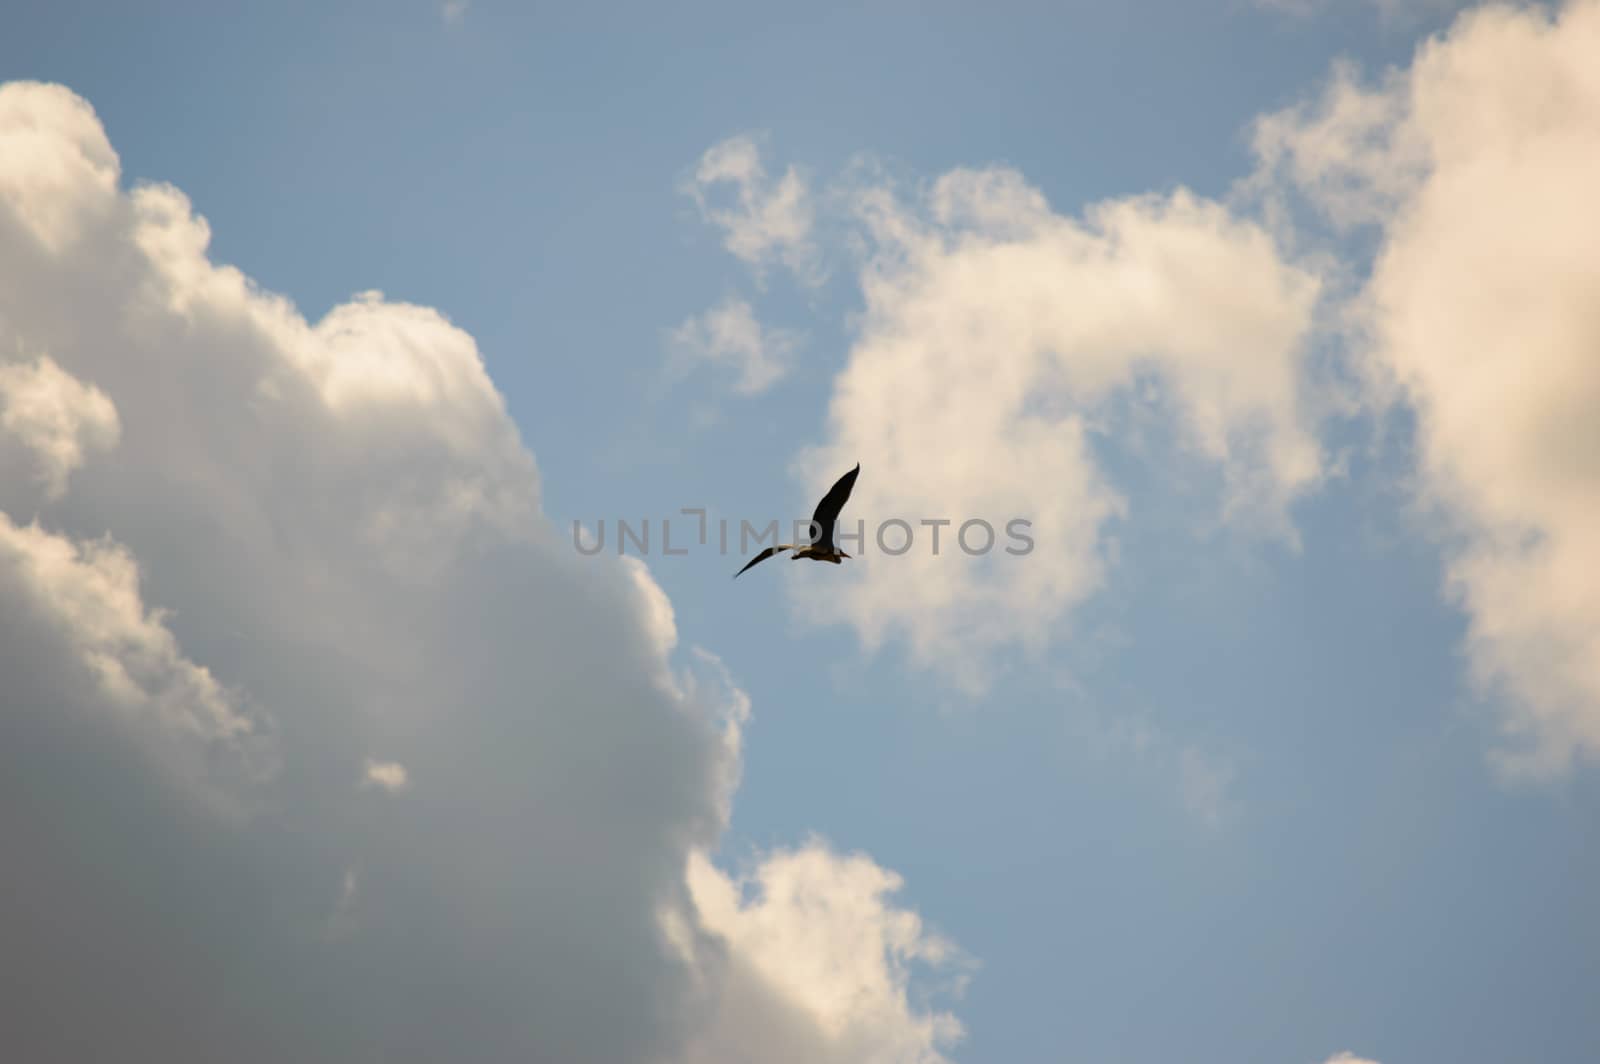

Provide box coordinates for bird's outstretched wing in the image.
[734,545,797,578]
[809,462,860,550]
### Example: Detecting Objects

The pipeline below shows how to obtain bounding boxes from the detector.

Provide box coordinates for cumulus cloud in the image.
[0,79,961,1062]
[0,512,271,812]
[0,82,118,253]
[685,134,822,285]
[667,297,801,396]
[1254,0,1600,775]
[1322,1054,1382,1064]
[790,167,1323,689]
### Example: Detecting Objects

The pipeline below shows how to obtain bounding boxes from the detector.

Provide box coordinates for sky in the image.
[1,2,1598,1062]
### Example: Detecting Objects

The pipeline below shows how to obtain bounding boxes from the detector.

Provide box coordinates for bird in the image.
[734,462,860,578]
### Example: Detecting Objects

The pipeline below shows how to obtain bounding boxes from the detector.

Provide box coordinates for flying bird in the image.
[734,462,860,578]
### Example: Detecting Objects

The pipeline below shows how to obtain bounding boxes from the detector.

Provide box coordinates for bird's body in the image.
[734,463,860,578]
[792,546,846,564]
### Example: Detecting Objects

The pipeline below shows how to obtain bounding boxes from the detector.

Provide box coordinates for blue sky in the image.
[3,3,1598,1063]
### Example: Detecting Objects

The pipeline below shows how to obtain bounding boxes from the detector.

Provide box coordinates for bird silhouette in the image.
[734,463,860,578]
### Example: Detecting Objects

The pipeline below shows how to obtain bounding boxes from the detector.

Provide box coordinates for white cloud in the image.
[0,80,961,1062]
[1322,1054,1382,1064]
[686,135,822,285]
[792,166,1323,690]
[668,297,801,396]
[441,0,469,25]
[0,352,119,499]
[1255,0,1600,775]
[361,758,409,792]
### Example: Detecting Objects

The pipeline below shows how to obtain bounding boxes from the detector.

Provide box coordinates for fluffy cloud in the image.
[1255,0,1600,774]
[0,80,961,1062]
[0,353,120,499]
[791,168,1323,689]
[668,296,801,396]
[682,841,969,1064]
[685,135,821,285]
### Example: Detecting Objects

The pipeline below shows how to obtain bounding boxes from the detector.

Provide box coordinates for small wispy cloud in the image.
[1177,747,1237,830]
[683,134,823,286]
[361,758,410,793]
[1253,0,1467,23]
[666,297,801,396]
[1067,697,1241,831]
[441,0,469,25]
